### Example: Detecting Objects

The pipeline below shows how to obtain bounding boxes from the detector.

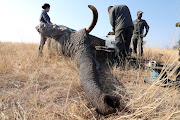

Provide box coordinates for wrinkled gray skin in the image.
[46,26,120,115]
[35,5,121,115]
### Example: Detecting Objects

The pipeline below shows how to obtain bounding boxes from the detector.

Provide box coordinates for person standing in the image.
[108,5,134,64]
[132,11,149,57]
[38,3,53,56]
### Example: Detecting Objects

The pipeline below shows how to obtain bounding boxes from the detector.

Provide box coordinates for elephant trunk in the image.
[77,52,120,115]
[46,5,120,115]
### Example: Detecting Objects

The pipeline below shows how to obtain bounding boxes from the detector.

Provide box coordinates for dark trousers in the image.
[115,26,133,61]
[132,35,143,57]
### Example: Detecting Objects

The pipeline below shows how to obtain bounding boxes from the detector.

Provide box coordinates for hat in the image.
[137,11,143,16]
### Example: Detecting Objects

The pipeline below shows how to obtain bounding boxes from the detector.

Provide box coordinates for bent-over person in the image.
[108,5,134,65]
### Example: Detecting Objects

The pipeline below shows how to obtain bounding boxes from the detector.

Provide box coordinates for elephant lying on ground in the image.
[36,5,120,115]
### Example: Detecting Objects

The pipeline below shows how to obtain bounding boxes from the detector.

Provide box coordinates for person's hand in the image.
[176,22,180,27]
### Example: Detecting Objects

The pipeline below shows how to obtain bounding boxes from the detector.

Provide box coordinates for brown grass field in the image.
[0,42,180,120]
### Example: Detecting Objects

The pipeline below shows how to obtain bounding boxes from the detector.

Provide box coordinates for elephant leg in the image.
[39,36,47,56]
[77,52,120,115]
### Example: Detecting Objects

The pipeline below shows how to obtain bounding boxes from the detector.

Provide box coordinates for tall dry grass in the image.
[144,47,179,64]
[0,42,179,120]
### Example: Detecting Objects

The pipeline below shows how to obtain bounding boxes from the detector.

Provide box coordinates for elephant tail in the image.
[86,5,98,33]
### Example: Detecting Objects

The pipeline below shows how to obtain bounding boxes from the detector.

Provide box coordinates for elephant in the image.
[36,5,121,115]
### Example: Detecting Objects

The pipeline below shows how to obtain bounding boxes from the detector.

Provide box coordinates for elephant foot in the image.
[38,52,43,57]
[96,94,120,115]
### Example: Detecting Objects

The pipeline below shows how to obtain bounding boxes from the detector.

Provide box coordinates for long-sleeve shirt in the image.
[109,5,133,32]
[39,10,51,24]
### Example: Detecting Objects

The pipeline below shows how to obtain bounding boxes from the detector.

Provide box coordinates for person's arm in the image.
[109,9,115,32]
[42,12,52,24]
[144,21,149,37]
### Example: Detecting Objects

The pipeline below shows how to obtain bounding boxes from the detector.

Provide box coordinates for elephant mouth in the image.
[86,5,98,33]
[97,94,120,115]
[104,95,120,109]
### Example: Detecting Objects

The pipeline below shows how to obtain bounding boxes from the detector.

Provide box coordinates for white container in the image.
[104,35,115,48]
[148,61,157,67]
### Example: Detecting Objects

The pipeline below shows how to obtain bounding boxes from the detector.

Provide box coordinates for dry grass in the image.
[0,42,179,120]
[143,47,179,64]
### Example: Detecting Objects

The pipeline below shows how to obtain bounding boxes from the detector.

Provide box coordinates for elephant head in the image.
[38,5,120,115]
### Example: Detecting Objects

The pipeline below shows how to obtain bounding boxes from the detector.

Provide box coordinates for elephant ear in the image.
[86,5,98,33]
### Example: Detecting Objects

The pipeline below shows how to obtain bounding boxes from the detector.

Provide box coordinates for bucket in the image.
[150,69,161,82]
[148,61,162,82]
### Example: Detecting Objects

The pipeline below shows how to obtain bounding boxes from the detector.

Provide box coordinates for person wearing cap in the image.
[175,22,180,64]
[108,5,134,65]
[132,11,149,57]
